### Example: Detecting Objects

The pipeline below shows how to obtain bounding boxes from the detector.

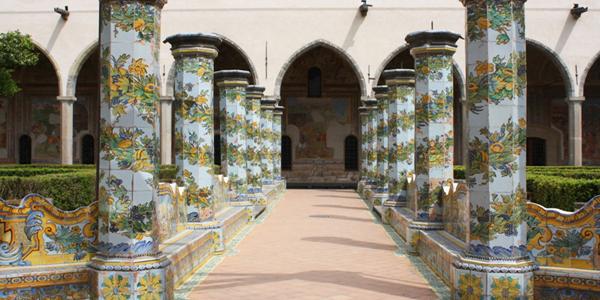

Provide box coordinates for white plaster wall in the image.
[0,0,598,98]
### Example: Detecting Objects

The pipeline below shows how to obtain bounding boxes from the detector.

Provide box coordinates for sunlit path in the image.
[184,189,441,299]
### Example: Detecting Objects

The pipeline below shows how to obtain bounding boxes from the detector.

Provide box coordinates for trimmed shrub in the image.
[452,165,600,210]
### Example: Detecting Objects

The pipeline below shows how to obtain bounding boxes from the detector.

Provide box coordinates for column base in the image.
[370,192,389,214]
[384,194,407,207]
[89,255,171,300]
[186,220,225,253]
[452,255,536,299]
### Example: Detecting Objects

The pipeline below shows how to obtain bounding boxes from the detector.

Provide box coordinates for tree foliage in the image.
[0,31,39,97]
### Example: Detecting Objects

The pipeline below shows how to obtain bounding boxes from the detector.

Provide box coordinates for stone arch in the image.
[526,38,576,98]
[274,39,367,99]
[580,49,600,97]
[66,40,98,97]
[165,33,259,96]
[29,40,63,96]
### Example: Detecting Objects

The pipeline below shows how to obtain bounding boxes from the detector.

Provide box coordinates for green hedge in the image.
[453,165,600,210]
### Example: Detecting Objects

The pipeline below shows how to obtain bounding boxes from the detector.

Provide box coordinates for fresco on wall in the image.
[31,98,60,162]
[0,98,7,159]
[287,97,351,159]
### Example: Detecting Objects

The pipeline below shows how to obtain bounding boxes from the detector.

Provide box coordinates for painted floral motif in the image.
[101,3,158,43]
[457,273,483,300]
[415,134,453,175]
[101,274,131,300]
[44,224,95,261]
[468,117,526,186]
[103,50,160,126]
[376,97,389,192]
[220,86,248,196]
[415,55,452,81]
[100,124,156,173]
[260,105,274,184]
[246,93,263,192]
[490,276,521,300]
[467,53,526,113]
[471,186,526,243]
[415,88,453,127]
[466,1,525,44]
[367,107,379,183]
[137,272,162,300]
[272,111,283,180]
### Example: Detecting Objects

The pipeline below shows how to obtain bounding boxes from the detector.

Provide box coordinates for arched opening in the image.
[525,41,570,165]
[282,135,292,170]
[280,43,362,186]
[307,67,322,97]
[74,46,100,164]
[18,135,32,164]
[9,46,60,163]
[81,134,95,164]
[376,47,465,164]
[583,54,600,165]
[344,135,358,171]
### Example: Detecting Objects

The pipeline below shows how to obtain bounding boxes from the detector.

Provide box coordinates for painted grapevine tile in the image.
[373,86,389,196]
[359,106,369,181]
[98,0,164,258]
[366,99,379,184]
[273,105,284,181]
[165,33,221,222]
[384,69,415,202]
[407,30,459,222]
[246,86,265,201]
[215,70,251,199]
[260,98,277,185]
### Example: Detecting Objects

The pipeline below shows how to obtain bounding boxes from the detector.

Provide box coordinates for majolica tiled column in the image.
[260,98,277,185]
[215,70,251,200]
[273,104,285,182]
[358,105,370,182]
[365,98,379,186]
[373,86,389,207]
[165,33,221,222]
[94,0,168,299]
[455,1,534,299]
[407,30,459,224]
[246,85,265,203]
[383,69,416,206]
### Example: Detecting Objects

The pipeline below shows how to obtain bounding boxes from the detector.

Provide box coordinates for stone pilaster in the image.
[93,0,169,299]
[373,86,389,208]
[57,96,76,165]
[273,104,285,181]
[260,98,277,185]
[246,85,266,204]
[358,105,370,182]
[164,33,222,222]
[365,98,379,186]
[215,70,251,201]
[567,96,584,166]
[454,1,535,299]
[159,95,174,165]
[407,30,459,223]
[383,69,416,207]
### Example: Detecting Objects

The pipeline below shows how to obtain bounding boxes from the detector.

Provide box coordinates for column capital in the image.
[406,30,461,57]
[247,85,266,100]
[215,69,251,88]
[372,85,389,98]
[566,96,585,103]
[56,96,76,103]
[358,106,370,114]
[382,69,416,86]
[273,106,285,115]
[100,0,168,8]
[160,95,175,103]
[164,33,221,58]
[261,98,277,110]
[364,98,378,107]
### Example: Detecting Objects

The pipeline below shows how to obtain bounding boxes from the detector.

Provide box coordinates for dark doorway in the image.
[18,135,32,164]
[527,137,547,166]
[282,135,292,170]
[81,134,95,164]
[344,135,358,171]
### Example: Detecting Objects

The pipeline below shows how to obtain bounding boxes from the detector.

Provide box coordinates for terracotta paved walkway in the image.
[187,189,438,299]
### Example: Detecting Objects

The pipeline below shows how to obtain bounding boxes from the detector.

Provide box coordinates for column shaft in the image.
[567,96,584,166]
[159,96,174,165]
[58,96,75,165]
[94,1,168,298]
[273,105,284,181]
[260,98,276,185]
[246,86,265,201]
[407,30,459,222]
[366,99,378,184]
[359,106,370,181]
[456,1,534,299]
[384,70,416,205]
[215,70,251,200]
[374,86,390,205]
[165,33,222,222]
